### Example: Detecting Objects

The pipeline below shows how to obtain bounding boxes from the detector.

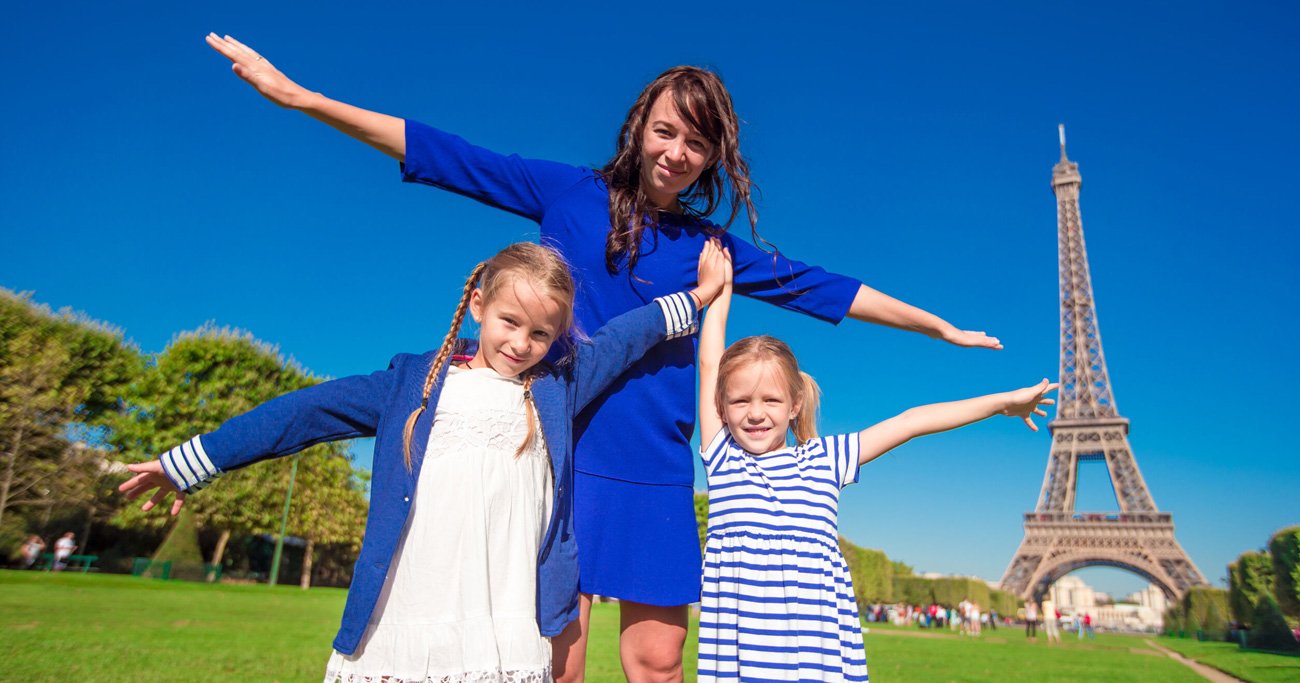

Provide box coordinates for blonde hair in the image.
[402,243,577,468]
[715,335,822,445]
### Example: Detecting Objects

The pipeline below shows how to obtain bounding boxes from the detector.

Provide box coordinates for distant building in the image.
[1046,574,1165,630]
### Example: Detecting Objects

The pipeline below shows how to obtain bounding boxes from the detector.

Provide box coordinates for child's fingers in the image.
[142,489,168,512]
[170,493,187,516]
[1023,416,1039,432]
[1040,398,1056,405]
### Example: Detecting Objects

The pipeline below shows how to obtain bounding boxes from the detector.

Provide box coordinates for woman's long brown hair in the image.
[401,243,577,469]
[600,66,768,276]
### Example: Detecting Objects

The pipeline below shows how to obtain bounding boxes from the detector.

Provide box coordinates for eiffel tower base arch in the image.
[999,513,1206,602]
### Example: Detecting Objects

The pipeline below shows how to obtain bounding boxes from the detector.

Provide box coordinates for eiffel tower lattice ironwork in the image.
[999,126,1207,601]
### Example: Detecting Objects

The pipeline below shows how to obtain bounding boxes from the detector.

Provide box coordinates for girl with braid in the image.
[205,34,1002,681]
[119,241,731,683]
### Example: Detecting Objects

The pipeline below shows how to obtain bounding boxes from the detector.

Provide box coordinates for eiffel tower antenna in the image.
[999,127,1207,601]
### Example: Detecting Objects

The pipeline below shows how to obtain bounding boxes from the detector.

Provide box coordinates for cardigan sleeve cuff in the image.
[158,436,222,494]
[655,292,699,340]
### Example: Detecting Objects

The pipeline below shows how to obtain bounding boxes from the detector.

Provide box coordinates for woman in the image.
[206,34,1000,683]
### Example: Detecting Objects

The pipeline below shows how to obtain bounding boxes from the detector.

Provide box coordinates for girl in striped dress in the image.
[695,243,1057,682]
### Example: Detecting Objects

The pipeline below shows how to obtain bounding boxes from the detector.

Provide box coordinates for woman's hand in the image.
[692,238,733,308]
[206,33,312,109]
[940,327,1003,350]
[1000,379,1059,431]
[118,461,186,516]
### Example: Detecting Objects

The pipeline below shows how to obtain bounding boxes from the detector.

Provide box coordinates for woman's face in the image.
[639,90,714,211]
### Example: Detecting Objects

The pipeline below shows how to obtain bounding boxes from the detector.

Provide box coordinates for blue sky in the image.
[4,2,1297,597]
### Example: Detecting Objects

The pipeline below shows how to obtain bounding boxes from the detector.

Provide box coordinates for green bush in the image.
[1163,605,1184,636]
[1183,586,1230,631]
[1229,551,1275,625]
[838,537,892,606]
[1269,527,1300,620]
[893,576,935,606]
[1247,593,1299,651]
[1201,601,1228,641]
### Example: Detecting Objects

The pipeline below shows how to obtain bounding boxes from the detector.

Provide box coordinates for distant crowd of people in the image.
[863,600,1004,635]
[1022,597,1095,642]
[857,597,1100,643]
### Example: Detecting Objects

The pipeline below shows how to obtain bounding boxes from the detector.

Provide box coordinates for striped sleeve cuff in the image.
[654,291,699,340]
[158,436,222,494]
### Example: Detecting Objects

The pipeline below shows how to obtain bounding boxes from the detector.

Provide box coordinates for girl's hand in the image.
[693,238,732,308]
[1000,379,1058,431]
[118,461,187,516]
[206,33,311,109]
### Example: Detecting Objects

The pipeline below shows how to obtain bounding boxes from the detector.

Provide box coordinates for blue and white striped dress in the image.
[699,427,868,682]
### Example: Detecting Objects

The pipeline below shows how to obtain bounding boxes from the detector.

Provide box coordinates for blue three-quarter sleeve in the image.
[401,120,591,222]
[724,233,863,324]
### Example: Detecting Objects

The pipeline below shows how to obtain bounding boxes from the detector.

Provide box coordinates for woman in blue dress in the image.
[206,33,1001,683]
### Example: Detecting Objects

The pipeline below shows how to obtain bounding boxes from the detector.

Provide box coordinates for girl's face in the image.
[468,276,567,379]
[721,359,800,455]
[639,90,714,211]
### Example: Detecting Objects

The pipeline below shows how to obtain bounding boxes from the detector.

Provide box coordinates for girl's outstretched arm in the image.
[856,379,1057,465]
[698,239,733,449]
[848,284,1002,350]
[207,34,406,161]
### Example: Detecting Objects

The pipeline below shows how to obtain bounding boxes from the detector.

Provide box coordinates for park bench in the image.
[37,553,98,572]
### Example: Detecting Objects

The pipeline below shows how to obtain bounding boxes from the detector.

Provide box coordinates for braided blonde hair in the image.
[402,243,577,468]
[715,335,822,445]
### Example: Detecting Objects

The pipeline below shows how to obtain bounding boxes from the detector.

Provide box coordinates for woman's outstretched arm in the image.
[207,34,406,161]
[856,379,1057,466]
[847,284,1002,349]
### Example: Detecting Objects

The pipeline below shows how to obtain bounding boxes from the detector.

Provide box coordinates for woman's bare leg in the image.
[619,601,688,683]
[552,593,593,683]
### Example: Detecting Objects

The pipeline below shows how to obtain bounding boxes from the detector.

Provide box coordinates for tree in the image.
[1269,527,1300,620]
[283,446,368,589]
[0,290,141,532]
[1229,551,1275,626]
[107,326,323,571]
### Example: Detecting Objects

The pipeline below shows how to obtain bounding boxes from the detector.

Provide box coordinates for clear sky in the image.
[4,2,1297,598]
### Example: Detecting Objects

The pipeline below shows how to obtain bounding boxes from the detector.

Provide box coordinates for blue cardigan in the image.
[157,292,698,655]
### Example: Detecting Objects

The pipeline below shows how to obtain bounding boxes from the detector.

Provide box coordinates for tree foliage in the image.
[838,537,892,607]
[106,326,365,576]
[694,492,708,556]
[1182,586,1230,630]
[1269,526,1300,620]
[0,290,141,533]
[1229,551,1275,625]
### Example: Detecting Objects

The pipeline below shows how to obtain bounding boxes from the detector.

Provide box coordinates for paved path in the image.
[1144,639,1248,683]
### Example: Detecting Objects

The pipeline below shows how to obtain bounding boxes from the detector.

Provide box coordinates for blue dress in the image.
[402,120,862,605]
[698,427,868,682]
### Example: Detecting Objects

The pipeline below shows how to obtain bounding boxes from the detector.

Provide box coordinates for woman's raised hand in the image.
[206,33,310,109]
[1000,379,1059,432]
[694,237,733,308]
[118,460,186,516]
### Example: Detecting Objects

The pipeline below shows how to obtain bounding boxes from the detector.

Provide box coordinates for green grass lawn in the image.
[1155,636,1300,683]
[2,570,1293,682]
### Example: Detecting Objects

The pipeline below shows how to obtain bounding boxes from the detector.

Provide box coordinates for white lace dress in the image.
[325,365,555,683]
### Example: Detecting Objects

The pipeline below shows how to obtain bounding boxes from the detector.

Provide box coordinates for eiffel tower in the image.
[999,126,1207,601]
